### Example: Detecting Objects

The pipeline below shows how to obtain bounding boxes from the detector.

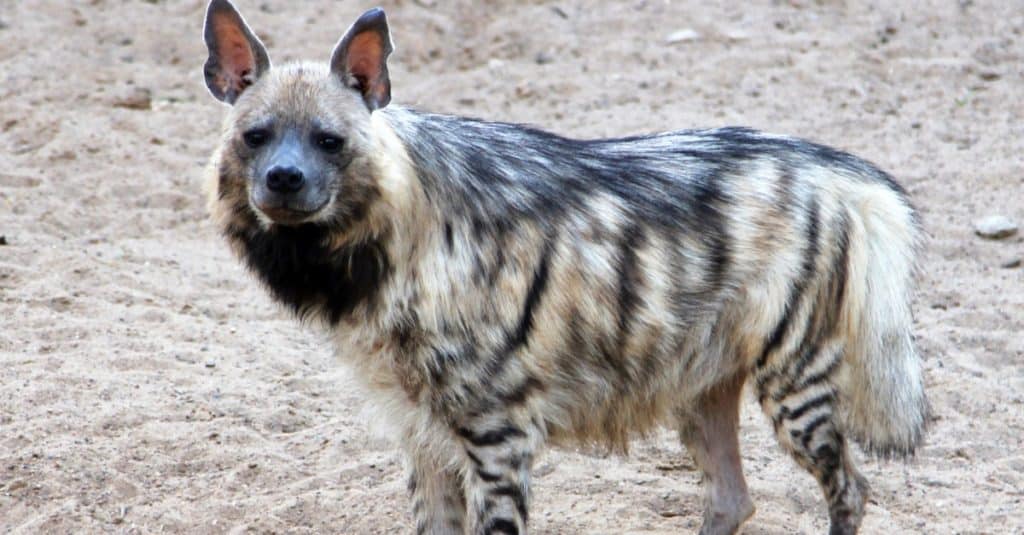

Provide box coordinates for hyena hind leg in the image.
[675,372,756,535]
[755,362,869,535]
[407,451,467,535]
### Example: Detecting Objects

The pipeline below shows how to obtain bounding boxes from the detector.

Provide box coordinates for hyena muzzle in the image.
[201,1,928,534]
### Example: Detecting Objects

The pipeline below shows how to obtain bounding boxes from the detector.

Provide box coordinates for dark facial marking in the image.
[312,131,344,154]
[243,128,271,149]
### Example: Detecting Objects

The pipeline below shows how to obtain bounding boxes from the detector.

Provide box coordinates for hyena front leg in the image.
[675,372,755,535]
[407,450,466,535]
[455,414,541,535]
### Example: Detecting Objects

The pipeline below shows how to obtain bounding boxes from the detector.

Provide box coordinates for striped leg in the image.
[456,416,540,535]
[676,372,755,535]
[756,344,869,535]
[407,451,466,535]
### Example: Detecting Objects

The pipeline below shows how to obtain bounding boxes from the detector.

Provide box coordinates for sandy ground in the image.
[1,0,1022,533]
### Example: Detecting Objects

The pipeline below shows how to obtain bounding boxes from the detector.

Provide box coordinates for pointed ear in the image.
[330,8,394,111]
[203,0,270,104]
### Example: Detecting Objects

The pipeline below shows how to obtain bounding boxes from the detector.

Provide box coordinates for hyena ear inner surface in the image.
[203,0,271,104]
[330,7,394,111]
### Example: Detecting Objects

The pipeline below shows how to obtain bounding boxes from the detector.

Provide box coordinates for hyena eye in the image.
[242,129,270,149]
[313,132,344,154]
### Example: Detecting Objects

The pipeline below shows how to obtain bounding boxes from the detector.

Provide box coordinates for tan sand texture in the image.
[1,0,1021,533]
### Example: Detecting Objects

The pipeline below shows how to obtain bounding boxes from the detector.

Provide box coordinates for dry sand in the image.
[1,0,1022,533]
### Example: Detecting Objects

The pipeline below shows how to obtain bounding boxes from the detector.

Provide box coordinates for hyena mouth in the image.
[252,199,330,226]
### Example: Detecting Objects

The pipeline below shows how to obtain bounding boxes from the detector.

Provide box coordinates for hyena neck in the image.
[227,219,392,325]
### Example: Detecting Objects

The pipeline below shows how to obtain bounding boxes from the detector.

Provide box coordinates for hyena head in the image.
[203,0,394,230]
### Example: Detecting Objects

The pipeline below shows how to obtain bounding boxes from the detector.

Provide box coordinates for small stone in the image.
[204,360,216,368]
[1000,257,1021,269]
[534,51,555,65]
[665,29,700,44]
[0,236,7,245]
[722,28,750,41]
[973,215,1018,239]
[112,87,151,110]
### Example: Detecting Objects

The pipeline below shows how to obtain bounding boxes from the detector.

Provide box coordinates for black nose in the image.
[266,166,305,193]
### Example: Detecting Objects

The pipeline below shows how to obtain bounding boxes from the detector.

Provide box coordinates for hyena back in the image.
[202,2,928,534]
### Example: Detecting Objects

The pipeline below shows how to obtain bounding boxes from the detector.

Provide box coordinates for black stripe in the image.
[489,485,528,521]
[692,172,731,292]
[792,352,843,393]
[781,391,834,423]
[457,425,526,447]
[444,221,454,252]
[786,341,823,389]
[506,241,553,352]
[760,339,821,403]
[769,340,823,403]
[489,245,507,287]
[827,212,851,333]
[757,197,820,368]
[499,376,544,406]
[483,518,519,535]
[814,443,839,464]
[614,224,645,356]
[427,349,456,388]
[476,469,502,483]
[796,414,831,449]
[465,444,503,482]
[481,241,555,382]
[755,369,780,404]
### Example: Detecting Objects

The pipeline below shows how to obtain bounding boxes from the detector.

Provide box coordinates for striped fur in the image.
[201,3,928,534]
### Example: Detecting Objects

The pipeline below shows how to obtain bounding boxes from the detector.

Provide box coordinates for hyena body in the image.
[203,2,928,534]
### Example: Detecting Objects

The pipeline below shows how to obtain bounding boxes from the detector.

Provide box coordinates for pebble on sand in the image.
[112,87,152,111]
[973,215,1018,240]
[665,29,700,44]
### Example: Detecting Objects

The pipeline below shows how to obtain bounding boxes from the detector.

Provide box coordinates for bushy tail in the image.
[837,187,929,457]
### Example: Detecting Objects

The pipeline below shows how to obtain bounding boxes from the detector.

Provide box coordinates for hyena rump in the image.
[202,1,928,533]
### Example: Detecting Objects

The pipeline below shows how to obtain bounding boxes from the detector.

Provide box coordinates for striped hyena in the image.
[201,1,928,534]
